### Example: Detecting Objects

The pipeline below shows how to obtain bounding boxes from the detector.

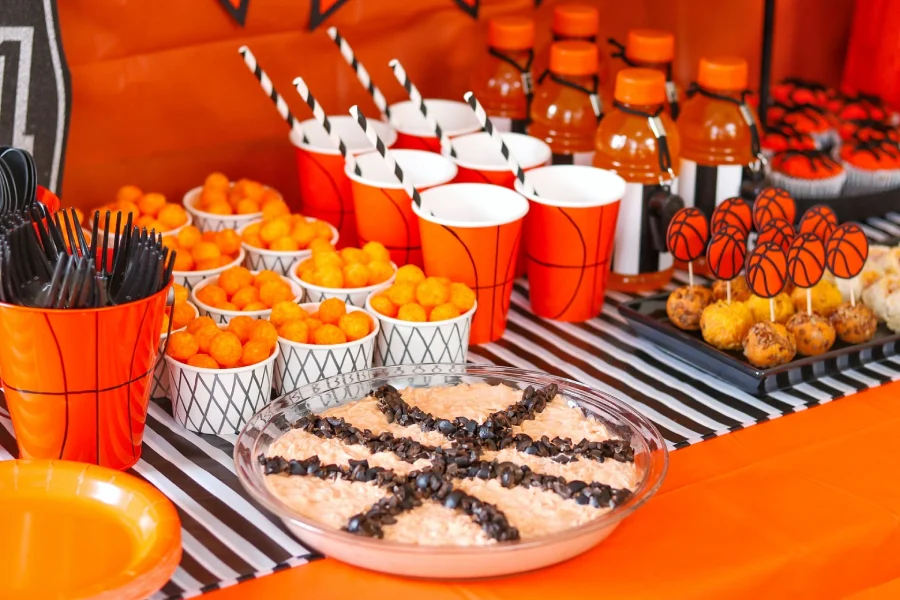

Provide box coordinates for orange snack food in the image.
[194,325,222,354]
[314,324,348,345]
[218,302,239,311]
[450,282,477,312]
[340,247,369,265]
[318,298,347,325]
[343,263,370,288]
[250,320,279,350]
[209,332,243,368]
[270,301,308,327]
[171,302,196,331]
[430,303,462,322]
[398,303,428,322]
[338,312,373,341]
[227,315,257,343]
[253,270,283,288]
[386,283,417,306]
[241,214,333,252]
[172,283,189,304]
[218,266,254,296]
[305,318,323,334]
[369,293,398,318]
[186,316,216,334]
[166,331,199,361]
[176,225,202,250]
[197,271,296,314]
[367,261,395,286]
[240,339,272,366]
[300,243,396,290]
[160,314,171,335]
[187,354,219,369]
[90,186,190,235]
[215,229,243,255]
[192,241,221,263]
[205,172,229,191]
[259,280,295,307]
[243,301,269,311]
[278,319,310,344]
[362,241,390,262]
[195,284,228,308]
[230,286,261,309]
[373,276,475,322]
[193,174,282,216]
[416,277,450,308]
[395,264,426,285]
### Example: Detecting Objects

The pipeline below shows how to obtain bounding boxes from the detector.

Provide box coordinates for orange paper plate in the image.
[0,460,181,600]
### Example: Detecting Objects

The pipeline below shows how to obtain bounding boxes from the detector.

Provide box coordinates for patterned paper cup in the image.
[389,99,481,153]
[166,325,278,435]
[173,247,246,292]
[515,166,624,322]
[291,116,397,248]
[190,272,304,325]
[289,259,396,308]
[182,184,278,233]
[413,183,529,344]
[273,302,379,395]
[151,301,200,400]
[451,132,552,187]
[366,293,476,366]
[347,150,457,267]
[238,218,340,276]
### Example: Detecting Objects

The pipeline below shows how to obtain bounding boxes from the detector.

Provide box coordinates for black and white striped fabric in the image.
[0,213,897,598]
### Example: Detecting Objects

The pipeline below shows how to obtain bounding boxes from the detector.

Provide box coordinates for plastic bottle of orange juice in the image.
[594,68,683,292]
[534,5,602,82]
[608,30,680,119]
[470,17,536,134]
[679,56,764,217]
[530,41,606,165]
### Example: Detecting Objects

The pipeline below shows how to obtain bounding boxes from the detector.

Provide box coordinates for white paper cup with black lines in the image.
[273,302,379,395]
[237,218,339,276]
[151,301,199,400]
[166,326,278,435]
[190,271,304,325]
[183,185,276,233]
[289,259,396,308]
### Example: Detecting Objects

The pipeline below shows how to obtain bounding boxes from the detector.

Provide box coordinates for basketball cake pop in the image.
[827,223,877,343]
[756,218,795,254]
[785,233,835,356]
[701,225,754,350]
[711,197,753,236]
[753,187,796,231]
[745,239,796,324]
[798,204,837,243]
[665,208,712,331]
[742,241,797,367]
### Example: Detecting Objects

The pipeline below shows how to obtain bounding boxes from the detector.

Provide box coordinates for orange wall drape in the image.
[56,0,853,210]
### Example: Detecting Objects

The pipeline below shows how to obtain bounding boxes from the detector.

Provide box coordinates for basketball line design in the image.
[44,312,69,460]
[2,366,157,396]
[527,256,608,268]
[590,205,606,318]
[746,241,787,298]
[712,198,752,234]
[95,313,101,462]
[501,225,522,326]
[707,226,746,281]
[548,206,587,320]
[826,224,869,278]
[306,152,348,232]
[667,208,709,263]
[787,233,825,288]
[440,223,479,292]
[126,299,153,460]
[376,187,412,264]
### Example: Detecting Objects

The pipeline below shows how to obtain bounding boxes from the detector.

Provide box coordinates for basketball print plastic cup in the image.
[0,285,170,470]
[515,166,624,322]
[347,150,457,267]
[291,116,397,248]
[451,132,552,187]
[413,183,529,344]
[389,100,481,153]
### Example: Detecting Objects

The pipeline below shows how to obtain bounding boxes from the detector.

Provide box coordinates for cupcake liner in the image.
[842,161,900,191]
[769,169,846,199]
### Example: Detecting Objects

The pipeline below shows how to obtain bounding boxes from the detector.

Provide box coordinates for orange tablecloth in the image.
[208,380,900,600]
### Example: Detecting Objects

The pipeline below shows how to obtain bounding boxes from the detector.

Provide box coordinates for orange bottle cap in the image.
[698,55,749,91]
[614,68,666,105]
[549,41,598,76]
[626,29,675,64]
[553,4,599,38]
[488,17,535,50]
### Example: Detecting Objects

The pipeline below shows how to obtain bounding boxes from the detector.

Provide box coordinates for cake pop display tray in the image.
[619,292,900,394]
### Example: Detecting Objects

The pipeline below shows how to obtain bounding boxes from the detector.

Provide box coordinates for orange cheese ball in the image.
[314,324,348,345]
[194,325,223,354]
[362,241,390,262]
[240,179,265,202]
[192,241,222,263]
[278,319,310,344]
[367,261,395,285]
[313,251,343,270]
[205,172,230,191]
[250,320,279,350]
[270,301,308,327]
[397,303,428,322]
[187,354,219,369]
[290,222,316,247]
[206,202,233,215]
[430,303,461,322]
[173,284,189,304]
[369,293,398,318]
[450,282,476,312]
[219,301,239,311]
[167,331,199,361]
[162,237,180,254]
[305,318,323,334]
[172,302,196,330]
[209,331,242,368]
[343,263,370,288]
[230,286,261,309]
[138,192,167,217]
[117,185,143,204]
[215,229,242,255]
[136,214,161,230]
[242,222,261,238]
[395,264,426,286]
[340,247,369,265]
[186,316,217,334]
[173,253,195,272]
[253,270,282,288]
[259,280,294,307]
[242,301,268,311]
[201,231,218,243]
[158,204,188,229]
[260,219,290,244]
[309,239,336,254]
[416,277,450,308]
[386,283,416,306]
[177,225,202,250]
[196,284,228,308]
[262,200,290,221]
[318,298,347,325]
[227,315,257,343]
[260,188,282,205]
[271,236,300,251]
[236,199,262,215]
[313,266,343,288]
[241,339,272,366]
[218,266,253,296]
[200,187,228,209]
[338,312,372,341]
[195,259,221,271]
[117,199,141,218]
[311,220,333,239]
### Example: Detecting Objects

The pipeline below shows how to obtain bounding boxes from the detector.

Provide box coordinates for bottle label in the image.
[612,181,678,276]
[678,159,743,218]
[551,151,594,166]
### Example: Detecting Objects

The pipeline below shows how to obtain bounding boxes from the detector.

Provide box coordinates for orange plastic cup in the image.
[292,116,397,248]
[515,166,624,322]
[389,99,481,153]
[413,183,529,344]
[0,285,170,470]
[347,149,458,267]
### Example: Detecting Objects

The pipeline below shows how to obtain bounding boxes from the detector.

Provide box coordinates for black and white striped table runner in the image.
[0,212,898,599]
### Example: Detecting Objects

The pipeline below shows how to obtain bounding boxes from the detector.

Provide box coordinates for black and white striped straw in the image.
[238,46,308,144]
[463,91,537,196]
[349,105,422,207]
[293,77,361,177]
[389,59,457,158]
[327,27,392,122]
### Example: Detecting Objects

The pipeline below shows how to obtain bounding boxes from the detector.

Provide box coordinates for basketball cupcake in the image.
[839,138,900,191]
[769,149,846,199]
[771,78,829,108]
[838,119,899,144]
[760,123,817,161]
[767,103,836,148]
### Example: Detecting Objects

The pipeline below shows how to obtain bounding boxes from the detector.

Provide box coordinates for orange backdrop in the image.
[56,0,853,210]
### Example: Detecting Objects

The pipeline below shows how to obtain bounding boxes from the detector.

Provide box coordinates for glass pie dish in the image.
[234,364,668,578]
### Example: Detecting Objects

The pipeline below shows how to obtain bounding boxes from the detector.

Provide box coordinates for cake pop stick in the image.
[787,233,826,317]
[707,224,747,305]
[350,105,422,208]
[746,241,788,321]
[327,27,393,123]
[293,77,361,177]
[667,207,709,289]
[389,59,457,158]
[237,46,307,143]
[825,223,868,307]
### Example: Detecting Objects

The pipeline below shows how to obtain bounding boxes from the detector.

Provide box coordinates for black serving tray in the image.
[792,188,900,222]
[618,293,900,394]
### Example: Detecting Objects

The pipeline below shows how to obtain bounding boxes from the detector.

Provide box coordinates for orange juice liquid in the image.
[470,48,532,133]
[530,74,607,164]
[594,103,681,292]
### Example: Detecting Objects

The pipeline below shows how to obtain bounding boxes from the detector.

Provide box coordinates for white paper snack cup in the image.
[172,247,246,292]
[289,115,398,155]
[451,132,552,172]
[183,184,280,233]
[389,99,481,140]
[151,301,199,400]
[366,294,476,366]
[238,218,340,276]
[191,271,304,325]
[274,302,379,395]
[166,326,278,435]
[289,259,396,308]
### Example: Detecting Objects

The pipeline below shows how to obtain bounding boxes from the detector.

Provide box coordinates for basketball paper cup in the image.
[515,166,624,322]
[166,325,278,435]
[173,247,246,292]
[366,293,476,366]
[451,132,552,187]
[151,301,200,400]
[291,116,397,248]
[183,184,279,233]
[289,259,397,308]
[413,183,529,344]
[389,100,481,153]
[0,285,170,470]
[191,272,304,325]
[238,218,340,276]
[347,150,457,267]
[273,302,379,395]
